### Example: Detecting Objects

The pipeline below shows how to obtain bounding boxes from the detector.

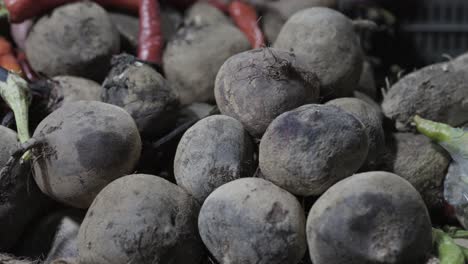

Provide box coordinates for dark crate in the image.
[400,0,468,63]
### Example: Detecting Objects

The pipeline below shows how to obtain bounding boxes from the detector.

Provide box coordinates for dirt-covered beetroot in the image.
[14,210,83,262]
[198,178,306,264]
[326,98,385,170]
[25,2,120,81]
[215,48,320,137]
[0,126,53,251]
[185,2,231,26]
[259,104,368,196]
[307,171,432,264]
[174,115,255,202]
[382,133,450,210]
[78,174,203,264]
[102,54,179,137]
[274,7,363,100]
[382,61,468,131]
[31,101,141,208]
[163,11,250,105]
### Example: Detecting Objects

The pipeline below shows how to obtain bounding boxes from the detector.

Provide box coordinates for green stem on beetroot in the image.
[0,67,31,161]
[414,115,468,178]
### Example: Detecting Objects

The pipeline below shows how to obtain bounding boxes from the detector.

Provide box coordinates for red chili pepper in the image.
[0,37,22,74]
[228,0,265,49]
[1,0,139,23]
[16,51,38,81]
[138,0,163,64]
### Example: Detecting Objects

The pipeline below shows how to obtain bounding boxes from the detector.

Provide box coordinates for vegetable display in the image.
[0,2,467,264]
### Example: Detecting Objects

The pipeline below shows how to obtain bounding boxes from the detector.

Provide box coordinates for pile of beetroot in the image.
[0,0,468,263]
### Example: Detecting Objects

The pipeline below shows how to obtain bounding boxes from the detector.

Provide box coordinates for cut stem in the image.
[414,115,468,162]
[414,115,463,143]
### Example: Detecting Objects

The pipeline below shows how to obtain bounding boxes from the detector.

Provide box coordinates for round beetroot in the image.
[32,101,141,208]
[307,171,432,264]
[259,104,368,196]
[215,48,320,137]
[174,115,255,202]
[78,174,203,264]
[199,178,306,264]
[274,7,363,100]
